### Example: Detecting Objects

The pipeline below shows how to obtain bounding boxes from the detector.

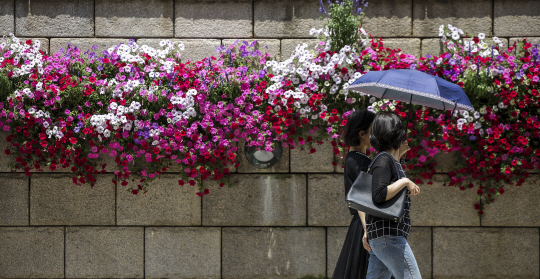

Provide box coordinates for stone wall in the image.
[0,0,539,278]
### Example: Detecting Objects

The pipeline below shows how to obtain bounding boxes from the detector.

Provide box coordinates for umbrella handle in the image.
[405,95,412,131]
[450,101,458,123]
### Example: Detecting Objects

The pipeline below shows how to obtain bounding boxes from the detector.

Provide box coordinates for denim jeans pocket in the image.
[369,237,386,251]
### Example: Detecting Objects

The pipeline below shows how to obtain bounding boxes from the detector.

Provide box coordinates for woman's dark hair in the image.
[342,109,376,147]
[369,111,407,152]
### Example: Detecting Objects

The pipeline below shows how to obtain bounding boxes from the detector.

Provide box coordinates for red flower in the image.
[4,149,10,155]
[498,188,505,194]
[132,189,138,195]
[310,148,316,153]
[474,203,480,210]
[189,180,196,186]
[178,180,185,186]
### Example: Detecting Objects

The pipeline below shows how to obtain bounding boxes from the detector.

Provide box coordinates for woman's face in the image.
[360,125,372,148]
[398,139,411,157]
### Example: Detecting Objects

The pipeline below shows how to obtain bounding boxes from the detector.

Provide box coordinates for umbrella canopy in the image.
[348,69,474,112]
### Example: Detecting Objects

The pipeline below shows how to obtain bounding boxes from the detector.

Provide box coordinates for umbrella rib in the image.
[380,87,388,100]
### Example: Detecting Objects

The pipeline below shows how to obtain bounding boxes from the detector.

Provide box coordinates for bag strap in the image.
[367,152,400,180]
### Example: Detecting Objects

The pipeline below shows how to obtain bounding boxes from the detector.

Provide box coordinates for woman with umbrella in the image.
[365,111,421,279]
[344,69,475,278]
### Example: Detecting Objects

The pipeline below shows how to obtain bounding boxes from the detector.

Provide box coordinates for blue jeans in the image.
[367,236,422,279]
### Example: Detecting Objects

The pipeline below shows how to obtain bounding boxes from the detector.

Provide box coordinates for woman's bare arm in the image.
[357,210,367,231]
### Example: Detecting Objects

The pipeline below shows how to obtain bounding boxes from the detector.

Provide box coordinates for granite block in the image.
[290,140,335,173]
[146,227,221,279]
[410,175,480,226]
[66,227,144,278]
[95,0,173,37]
[433,227,539,278]
[494,0,540,37]
[0,227,64,278]
[362,0,412,37]
[222,227,326,279]
[308,174,351,226]
[202,174,306,226]
[413,0,493,37]
[15,0,94,37]
[175,0,252,38]
[254,0,325,38]
[30,174,115,225]
[117,174,201,226]
[0,174,28,226]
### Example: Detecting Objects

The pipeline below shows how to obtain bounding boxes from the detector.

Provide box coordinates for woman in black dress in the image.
[333,109,376,279]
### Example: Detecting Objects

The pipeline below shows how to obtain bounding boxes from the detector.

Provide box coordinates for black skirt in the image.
[332,214,369,279]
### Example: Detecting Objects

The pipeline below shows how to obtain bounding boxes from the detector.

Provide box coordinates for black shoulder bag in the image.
[345,152,407,223]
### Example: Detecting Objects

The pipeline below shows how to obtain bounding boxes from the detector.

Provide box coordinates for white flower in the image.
[474,111,480,119]
[478,33,486,40]
[452,32,460,40]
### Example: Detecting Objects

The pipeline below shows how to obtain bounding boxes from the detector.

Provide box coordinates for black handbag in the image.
[345,151,407,223]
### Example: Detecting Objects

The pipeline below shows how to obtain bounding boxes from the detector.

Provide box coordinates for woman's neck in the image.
[350,144,368,153]
[386,149,400,161]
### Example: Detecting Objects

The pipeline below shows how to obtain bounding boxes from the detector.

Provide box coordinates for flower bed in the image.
[0,6,538,214]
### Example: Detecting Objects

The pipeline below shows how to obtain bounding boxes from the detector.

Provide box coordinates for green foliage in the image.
[321,0,367,52]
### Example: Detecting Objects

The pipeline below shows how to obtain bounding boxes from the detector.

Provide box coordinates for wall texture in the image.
[0,0,539,278]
